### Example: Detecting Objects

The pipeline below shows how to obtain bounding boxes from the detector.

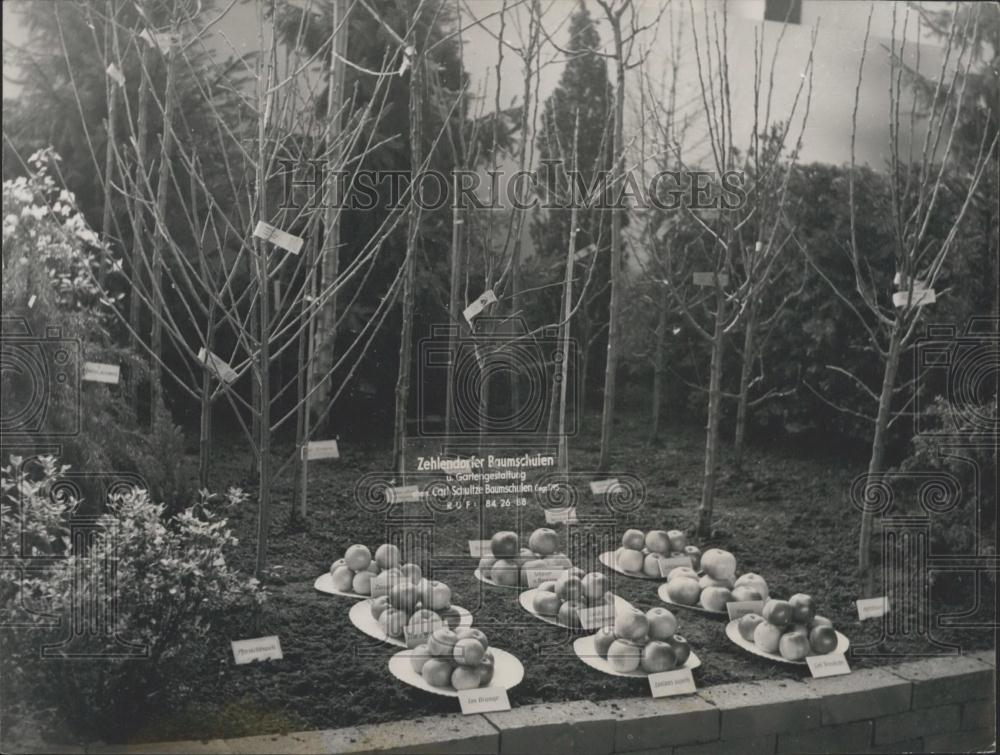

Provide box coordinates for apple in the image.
[643,553,666,578]
[607,639,642,673]
[668,566,699,582]
[667,634,691,666]
[388,582,419,612]
[528,528,558,556]
[352,571,374,595]
[788,594,816,624]
[666,577,701,605]
[478,555,497,574]
[379,608,407,638]
[667,530,688,552]
[779,631,811,661]
[490,531,519,558]
[537,580,557,593]
[809,624,838,655]
[734,573,769,601]
[683,545,702,570]
[427,627,459,658]
[581,573,608,603]
[372,568,402,599]
[400,563,422,584]
[699,586,733,612]
[645,607,678,641]
[520,558,549,578]
[454,637,486,666]
[491,559,520,587]
[330,564,354,592]
[555,574,584,602]
[811,615,833,628]
[407,608,444,640]
[593,626,616,659]
[451,665,481,690]
[478,653,495,685]
[644,530,671,555]
[617,548,645,573]
[514,547,536,567]
[699,573,735,590]
[762,599,793,628]
[532,590,562,616]
[375,543,401,570]
[438,605,462,630]
[753,621,784,653]
[730,585,764,603]
[370,595,390,620]
[366,561,380,575]
[419,580,452,611]
[614,608,649,643]
[700,549,737,581]
[410,644,432,674]
[737,613,766,642]
[622,529,646,550]
[641,641,678,673]
[455,628,489,651]
[421,657,453,688]
[558,600,582,628]
[344,544,372,572]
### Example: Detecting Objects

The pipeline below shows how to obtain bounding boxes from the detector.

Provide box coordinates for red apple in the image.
[667,634,691,666]
[366,561,380,575]
[478,652,495,685]
[537,580,557,593]
[581,573,608,603]
[379,608,407,638]
[490,531,519,558]
[370,595,390,620]
[407,609,444,642]
[410,644,432,674]
[532,590,561,616]
[555,574,584,602]
[811,615,833,628]
[809,624,838,655]
[344,544,372,572]
[375,543,401,570]
[700,548,737,581]
[515,547,535,567]
[558,600,582,628]
[699,586,733,612]
[451,665,481,690]
[641,641,678,673]
[454,637,486,666]
[455,627,489,651]
[421,657,453,688]
[418,579,451,611]
[544,553,573,569]
[762,599,793,628]
[330,564,354,592]
[667,530,688,552]
[427,627,459,658]
[788,594,816,624]
[614,608,649,643]
[400,562,422,584]
[738,613,766,642]
[593,626,616,658]
[645,607,678,641]
[730,585,764,603]
[779,630,811,661]
[667,566,699,582]
[622,529,646,550]
[388,582,419,612]
[528,528,558,556]
[753,621,784,653]
[607,639,642,673]
[734,572,769,601]
[643,553,666,577]
[683,545,701,570]
[644,530,671,555]
[477,555,496,574]
[490,559,520,587]
[699,573,735,590]
[666,577,701,605]
[617,548,645,573]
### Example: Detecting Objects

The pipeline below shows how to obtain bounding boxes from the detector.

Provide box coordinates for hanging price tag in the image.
[463,290,498,324]
[82,362,121,385]
[198,348,238,384]
[254,221,304,255]
[649,668,696,697]
[302,440,339,460]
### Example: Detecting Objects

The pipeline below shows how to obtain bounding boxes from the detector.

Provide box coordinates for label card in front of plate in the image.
[403,626,432,648]
[545,507,578,524]
[469,540,491,557]
[231,636,282,665]
[578,604,615,631]
[524,568,567,588]
[649,668,696,697]
[726,600,765,620]
[459,687,510,714]
[856,596,889,620]
[658,555,694,577]
[806,653,851,678]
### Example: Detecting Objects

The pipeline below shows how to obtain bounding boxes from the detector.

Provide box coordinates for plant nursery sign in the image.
[468,540,491,557]
[544,507,578,525]
[458,687,510,715]
[892,287,936,308]
[856,596,889,620]
[302,440,339,461]
[231,636,282,665]
[649,668,696,697]
[463,289,498,324]
[806,653,851,678]
[253,221,304,255]
[658,555,694,577]
[726,600,765,620]
[105,63,125,87]
[82,362,120,385]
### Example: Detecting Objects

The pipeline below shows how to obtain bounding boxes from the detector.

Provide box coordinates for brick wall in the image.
[82,650,996,754]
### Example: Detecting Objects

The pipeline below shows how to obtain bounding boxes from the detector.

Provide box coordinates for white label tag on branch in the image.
[459,687,510,714]
[82,362,120,385]
[649,668,696,697]
[578,603,615,631]
[139,29,176,53]
[726,600,765,620]
[658,555,694,577]
[545,507,578,525]
[573,243,596,261]
[105,63,125,87]
[399,45,416,76]
[692,272,729,287]
[388,485,422,504]
[469,540,492,558]
[302,440,339,461]
[589,478,619,496]
[806,653,851,678]
[27,294,36,309]
[231,636,282,665]
[254,221,304,255]
[892,288,936,308]
[198,348,238,384]
[857,596,889,620]
[524,567,567,588]
[463,290,497,324]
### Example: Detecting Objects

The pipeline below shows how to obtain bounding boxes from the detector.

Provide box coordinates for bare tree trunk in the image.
[444,174,463,451]
[100,0,119,288]
[199,372,212,489]
[649,299,668,445]
[697,293,725,538]
[129,45,150,415]
[732,297,757,471]
[557,202,578,474]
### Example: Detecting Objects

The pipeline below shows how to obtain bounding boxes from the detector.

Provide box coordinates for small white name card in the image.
[726,600,765,620]
[857,596,889,620]
[254,221,304,255]
[578,603,615,631]
[198,348,238,384]
[82,362,120,385]
[806,653,851,678]
[302,440,339,460]
[388,485,422,504]
[545,507,578,525]
[589,478,619,495]
[106,63,125,86]
[658,555,694,577]
[463,290,498,324]
[403,625,432,648]
[892,288,936,308]
[649,668,696,697]
[573,243,597,261]
[231,635,282,664]
[459,687,510,714]
[693,272,729,287]
[469,540,492,558]
[27,294,36,308]
[139,30,177,53]
[524,568,567,588]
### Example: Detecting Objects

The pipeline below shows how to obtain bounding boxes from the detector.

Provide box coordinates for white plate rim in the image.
[656,582,728,617]
[314,563,368,600]
[518,588,632,631]
[388,646,525,697]
[473,568,521,591]
[724,619,850,665]
[572,633,702,677]
[597,550,665,581]
[348,599,473,648]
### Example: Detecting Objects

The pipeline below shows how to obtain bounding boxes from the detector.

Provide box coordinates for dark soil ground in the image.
[111,413,997,743]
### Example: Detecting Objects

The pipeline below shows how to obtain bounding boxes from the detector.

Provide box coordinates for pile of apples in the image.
[737,595,840,661]
[591,606,692,674]
[530,570,611,628]
[477,528,573,587]
[615,528,702,577]
[329,543,400,595]
[409,626,497,691]
[662,548,768,612]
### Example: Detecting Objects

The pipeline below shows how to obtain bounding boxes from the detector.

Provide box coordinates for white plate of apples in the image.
[598,528,702,581]
[724,594,850,664]
[519,571,632,631]
[474,529,574,590]
[658,552,770,618]
[573,606,701,677]
[316,543,404,599]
